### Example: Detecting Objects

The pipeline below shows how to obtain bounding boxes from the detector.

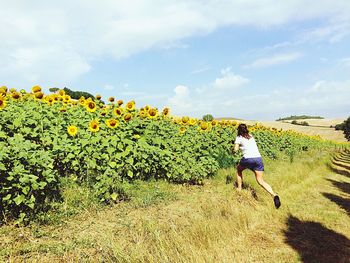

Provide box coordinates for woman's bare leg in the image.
[254,170,276,197]
[236,165,245,191]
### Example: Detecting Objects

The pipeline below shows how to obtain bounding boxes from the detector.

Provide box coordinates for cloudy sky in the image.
[1,0,350,120]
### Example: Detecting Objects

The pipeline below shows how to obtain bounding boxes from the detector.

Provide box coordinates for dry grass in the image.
[1,150,350,262]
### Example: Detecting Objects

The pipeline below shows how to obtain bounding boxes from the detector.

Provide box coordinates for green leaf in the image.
[110,192,118,201]
[14,194,26,205]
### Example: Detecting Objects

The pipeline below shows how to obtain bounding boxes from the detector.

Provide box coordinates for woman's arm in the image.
[234,143,240,152]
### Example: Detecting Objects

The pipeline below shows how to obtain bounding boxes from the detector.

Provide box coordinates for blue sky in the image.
[1,1,349,120]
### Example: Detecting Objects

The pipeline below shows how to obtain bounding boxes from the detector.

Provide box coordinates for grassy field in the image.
[1,149,350,262]
[238,118,347,142]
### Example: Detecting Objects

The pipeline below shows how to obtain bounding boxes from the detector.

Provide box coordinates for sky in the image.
[1,0,350,120]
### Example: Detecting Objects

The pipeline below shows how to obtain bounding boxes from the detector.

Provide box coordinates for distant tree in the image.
[63,87,95,100]
[344,117,350,141]
[49,87,59,93]
[335,122,345,131]
[203,114,214,122]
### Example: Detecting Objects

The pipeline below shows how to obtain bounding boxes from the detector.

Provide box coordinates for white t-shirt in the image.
[234,135,261,158]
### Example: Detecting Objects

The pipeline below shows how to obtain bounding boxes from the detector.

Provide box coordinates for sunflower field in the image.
[0,85,341,222]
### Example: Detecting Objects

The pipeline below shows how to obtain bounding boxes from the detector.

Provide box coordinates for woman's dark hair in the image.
[237,123,251,139]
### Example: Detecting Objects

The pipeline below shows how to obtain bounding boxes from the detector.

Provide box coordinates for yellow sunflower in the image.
[100,109,108,116]
[148,108,158,119]
[211,120,218,127]
[67,125,78,136]
[85,101,97,113]
[108,97,115,103]
[123,113,132,122]
[11,91,21,100]
[89,120,100,132]
[199,122,211,132]
[162,107,170,117]
[181,116,190,125]
[139,109,148,118]
[95,94,102,100]
[179,126,186,134]
[117,100,123,106]
[105,119,119,128]
[189,118,197,126]
[113,107,123,117]
[58,89,65,96]
[0,86,8,95]
[34,91,44,99]
[0,96,6,110]
[32,85,41,93]
[125,100,135,111]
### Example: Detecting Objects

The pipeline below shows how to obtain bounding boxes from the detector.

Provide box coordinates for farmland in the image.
[0,86,349,262]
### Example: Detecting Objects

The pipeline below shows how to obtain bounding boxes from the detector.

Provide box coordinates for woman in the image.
[234,123,281,209]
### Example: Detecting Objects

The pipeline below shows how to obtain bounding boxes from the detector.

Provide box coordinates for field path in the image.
[1,150,350,262]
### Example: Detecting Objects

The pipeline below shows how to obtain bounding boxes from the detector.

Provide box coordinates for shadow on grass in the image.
[322,193,350,216]
[284,215,350,263]
[233,181,259,200]
[326,163,350,177]
[333,156,350,164]
[332,160,350,171]
[326,179,350,195]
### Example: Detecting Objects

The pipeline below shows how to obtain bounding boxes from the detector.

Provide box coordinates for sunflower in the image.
[58,89,65,96]
[0,86,8,95]
[105,119,119,128]
[32,85,41,93]
[67,125,78,136]
[125,100,135,111]
[34,91,44,99]
[95,94,102,100]
[148,108,158,119]
[199,122,210,132]
[211,120,218,127]
[89,120,100,132]
[46,96,54,105]
[59,107,67,112]
[144,105,150,111]
[63,95,71,103]
[181,116,190,125]
[11,91,21,100]
[123,113,132,122]
[100,109,108,116]
[139,109,148,118]
[113,107,123,117]
[108,97,115,103]
[117,100,123,106]
[85,101,97,113]
[179,126,186,134]
[0,96,6,110]
[189,118,197,126]
[162,107,170,117]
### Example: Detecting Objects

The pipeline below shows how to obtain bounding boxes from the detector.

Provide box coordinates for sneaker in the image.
[274,195,281,209]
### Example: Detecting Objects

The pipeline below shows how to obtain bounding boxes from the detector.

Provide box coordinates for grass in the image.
[1,150,350,262]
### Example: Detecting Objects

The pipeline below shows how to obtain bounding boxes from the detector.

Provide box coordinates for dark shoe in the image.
[274,195,281,209]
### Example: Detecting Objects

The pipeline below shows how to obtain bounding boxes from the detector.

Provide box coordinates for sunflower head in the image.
[105,119,119,128]
[179,126,186,135]
[117,100,123,106]
[58,89,65,96]
[123,113,132,122]
[95,94,102,100]
[189,118,197,126]
[181,116,190,125]
[67,125,78,136]
[139,109,148,118]
[126,100,135,111]
[85,101,97,112]
[0,86,8,94]
[89,120,100,132]
[100,109,108,116]
[0,96,6,110]
[34,91,44,99]
[108,97,115,103]
[113,107,123,117]
[199,122,210,132]
[162,107,170,117]
[32,85,41,93]
[11,91,21,100]
[211,120,218,127]
[148,108,158,119]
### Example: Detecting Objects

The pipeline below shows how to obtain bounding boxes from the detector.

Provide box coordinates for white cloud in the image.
[104,84,115,90]
[168,85,192,114]
[213,67,249,90]
[1,1,350,87]
[244,52,303,69]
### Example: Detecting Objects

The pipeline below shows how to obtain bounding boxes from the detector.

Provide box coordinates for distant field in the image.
[222,118,348,142]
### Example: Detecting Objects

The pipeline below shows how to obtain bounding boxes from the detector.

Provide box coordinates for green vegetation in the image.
[276,115,324,121]
[202,114,214,121]
[334,117,350,141]
[291,120,309,126]
[63,87,95,100]
[1,149,350,262]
